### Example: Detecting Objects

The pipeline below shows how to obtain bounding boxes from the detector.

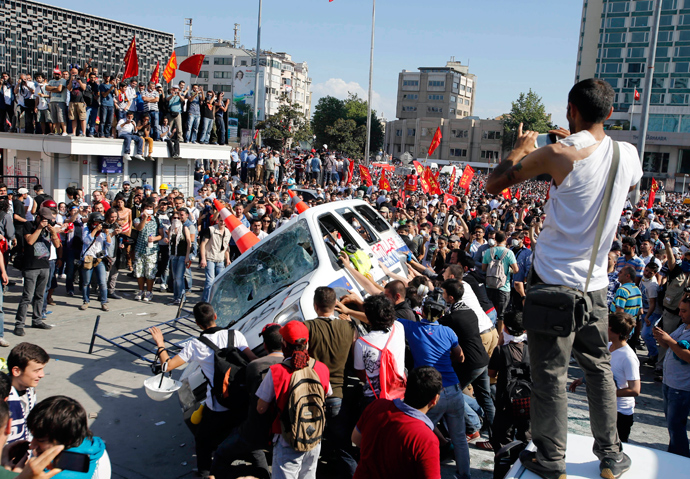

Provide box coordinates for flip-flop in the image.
[476,440,493,451]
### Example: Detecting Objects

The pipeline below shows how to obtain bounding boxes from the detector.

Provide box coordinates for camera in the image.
[660,231,671,241]
[422,288,446,321]
[95,251,105,259]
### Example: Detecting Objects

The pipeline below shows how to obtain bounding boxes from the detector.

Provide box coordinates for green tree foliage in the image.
[234,101,253,130]
[257,94,312,151]
[502,89,554,151]
[312,93,384,158]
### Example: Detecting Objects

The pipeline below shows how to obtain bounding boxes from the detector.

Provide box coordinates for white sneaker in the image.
[133,154,144,160]
[123,154,132,161]
[61,132,68,136]
[159,284,167,292]
[144,291,153,302]
[135,290,145,301]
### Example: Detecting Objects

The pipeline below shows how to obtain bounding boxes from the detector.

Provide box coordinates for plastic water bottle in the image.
[148,235,153,248]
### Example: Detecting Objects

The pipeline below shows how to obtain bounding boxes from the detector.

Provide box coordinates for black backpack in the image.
[502,345,532,418]
[83,86,95,107]
[197,329,250,410]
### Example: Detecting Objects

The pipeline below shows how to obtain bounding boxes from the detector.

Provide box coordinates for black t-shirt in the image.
[489,342,526,404]
[394,300,418,322]
[464,270,494,313]
[439,304,490,373]
[87,81,100,107]
[238,354,284,445]
[201,100,214,119]
[69,78,85,102]
[23,222,51,270]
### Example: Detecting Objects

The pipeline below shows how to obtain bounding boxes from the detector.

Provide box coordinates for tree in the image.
[311,93,384,158]
[257,94,312,151]
[502,89,554,152]
[234,101,253,130]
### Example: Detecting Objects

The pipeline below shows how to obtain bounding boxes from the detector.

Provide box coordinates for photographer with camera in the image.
[79,212,112,312]
[14,208,60,336]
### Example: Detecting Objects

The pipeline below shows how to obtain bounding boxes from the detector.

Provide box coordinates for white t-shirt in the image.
[177,329,250,411]
[462,282,494,333]
[353,321,406,397]
[639,276,658,313]
[24,197,34,222]
[609,343,640,415]
[640,253,662,270]
[534,133,643,291]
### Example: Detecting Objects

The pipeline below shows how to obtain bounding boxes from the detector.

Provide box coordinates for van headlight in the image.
[274,303,304,325]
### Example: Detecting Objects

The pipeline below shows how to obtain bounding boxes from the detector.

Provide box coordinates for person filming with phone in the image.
[486,79,643,479]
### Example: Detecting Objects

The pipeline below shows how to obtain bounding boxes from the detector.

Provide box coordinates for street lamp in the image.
[684,174,689,195]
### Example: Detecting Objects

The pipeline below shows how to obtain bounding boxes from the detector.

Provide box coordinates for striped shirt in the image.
[610,282,642,317]
[616,255,645,278]
[142,89,159,111]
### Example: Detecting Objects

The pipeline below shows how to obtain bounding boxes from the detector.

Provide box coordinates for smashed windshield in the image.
[211,219,318,328]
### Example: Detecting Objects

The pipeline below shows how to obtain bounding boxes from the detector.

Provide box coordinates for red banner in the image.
[179,54,206,76]
[348,159,354,184]
[502,188,512,200]
[378,172,391,191]
[515,188,521,200]
[150,61,160,84]
[457,165,475,193]
[448,166,457,194]
[163,52,177,83]
[426,167,442,195]
[428,126,442,157]
[359,165,373,187]
[648,178,658,209]
[413,161,430,193]
[123,36,139,80]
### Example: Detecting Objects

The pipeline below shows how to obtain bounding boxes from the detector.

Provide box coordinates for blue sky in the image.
[48,0,583,126]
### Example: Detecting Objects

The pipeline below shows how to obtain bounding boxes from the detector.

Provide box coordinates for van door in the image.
[334,206,387,282]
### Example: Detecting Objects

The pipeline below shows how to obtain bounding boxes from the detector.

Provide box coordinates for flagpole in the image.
[252,0,263,136]
[364,0,376,167]
[630,101,634,130]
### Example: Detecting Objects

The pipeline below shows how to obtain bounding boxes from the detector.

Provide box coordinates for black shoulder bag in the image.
[523,141,620,337]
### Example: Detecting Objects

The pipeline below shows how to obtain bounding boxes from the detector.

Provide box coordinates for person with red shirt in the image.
[256,321,331,479]
[352,366,443,479]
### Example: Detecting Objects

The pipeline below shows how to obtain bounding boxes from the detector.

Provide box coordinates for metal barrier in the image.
[88,298,197,363]
[0,176,40,192]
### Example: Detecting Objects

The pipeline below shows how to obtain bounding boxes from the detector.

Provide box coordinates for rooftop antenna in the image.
[184,18,193,56]
[234,23,241,48]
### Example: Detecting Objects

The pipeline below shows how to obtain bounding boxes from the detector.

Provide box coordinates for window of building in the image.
[428,94,444,101]
[603,78,618,89]
[450,149,467,157]
[467,87,473,93]
[402,93,418,100]
[395,129,402,137]
[198,71,209,79]
[449,108,456,114]
[635,1,653,11]
[651,93,666,104]
[452,129,468,138]
[678,150,690,173]
[630,32,650,43]
[402,80,419,86]
[213,71,232,79]
[656,62,670,73]
[421,128,429,136]
[676,62,690,73]
[214,84,233,92]
[662,0,678,8]
[681,117,690,132]
[483,131,501,140]
[653,78,666,88]
[624,78,642,88]
[677,46,690,57]
[657,47,669,57]
[643,152,670,173]
[452,82,459,92]
[681,14,690,25]
[659,15,674,26]
[460,84,466,91]
[598,63,622,74]
[402,106,417,112]
[672,93,690,104]
[270,60,281,69]
[450,95,457,103]
[240,60,247,66]
[606,17,626,28]
[282,78,292,86]
[649,114,679,131]
[427,106,443,113]
[628,47,646,58]
[428,80,445,87]
[407,128,416,136]
[607,2,629,12]
[672,78,689,88]
[604,32,626,43]
[213,57,233,65]
[658,31,674,42]
[480,151,499,159]
[628,63,645,73]
[202,58,209,65]
[601,48,622,58]
[631,17,649,27]
[680,31,690,42]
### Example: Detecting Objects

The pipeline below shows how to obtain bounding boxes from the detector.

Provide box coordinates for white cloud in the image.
[311,78,396,121]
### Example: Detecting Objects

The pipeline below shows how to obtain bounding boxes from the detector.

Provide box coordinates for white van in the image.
[176,199,411,417]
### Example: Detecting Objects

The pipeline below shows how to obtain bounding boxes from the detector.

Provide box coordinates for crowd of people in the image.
[1,73,690,479]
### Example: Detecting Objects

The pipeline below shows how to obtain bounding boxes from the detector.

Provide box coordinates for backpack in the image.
[279,357,326,452]
[357,323,407,400]
[197,329,250,410]
[502,345,531,418]
[485,247,509,290]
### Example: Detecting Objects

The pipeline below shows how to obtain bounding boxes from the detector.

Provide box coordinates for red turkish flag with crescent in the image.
[634,89,640,101]
[179,54,206,76]
[413,161,430,193]
[378,172,391,191]
[443,194,459,207]
[648,178,658,209]
[448,166,457,194]
[359,165,373,187]
[458,165,475,193]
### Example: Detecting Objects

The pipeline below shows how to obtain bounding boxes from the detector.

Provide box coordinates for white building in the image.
[173,43,312,120]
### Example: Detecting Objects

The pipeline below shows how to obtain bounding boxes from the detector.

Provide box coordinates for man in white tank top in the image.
[486,79,642,479]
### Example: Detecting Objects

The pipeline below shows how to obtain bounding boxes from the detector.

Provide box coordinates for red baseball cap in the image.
[259,322,280,337]
[53,67,61,75]
[280,321,309,345]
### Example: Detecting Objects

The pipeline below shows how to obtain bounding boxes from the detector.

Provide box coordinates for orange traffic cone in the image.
[214,199,260,253]
[288,190,309,214]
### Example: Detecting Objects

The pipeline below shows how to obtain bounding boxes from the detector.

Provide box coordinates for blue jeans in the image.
[641,312,661,357]
[459,365,496,426]
[272,439,320,479]
[324,396,358,477]
[86,106,98,136]
[487,308,498,325]
[186,114,200,142]
[171,256,186,301]
[464,393,484,433]
[202,261,224,302]
[0,276,4,338]
[81,262,107,304]
[148,111,160,140]
[41,259,56,317]
[200,117,213,144]
[99,105,114,137]
[119,133,143,155]
[662,384,690,457]
[426,384,470,479]
[215,116,226,144]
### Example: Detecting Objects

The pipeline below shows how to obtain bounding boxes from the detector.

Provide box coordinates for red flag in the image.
[648,178,658,209]
[378,173,391,191]
[443,194,459,208]
[515,188,521,200]
[634,89,640,101]
[413,161,430,193]
[458,165,475,193]
[123,36,139,80]
[348,159,354,184]
[426,167,442,195]
[150,61,160,84]
[359,165,373,187]
[428,127,442,157]
[179,54,205,76]
[163,52,177,83]
[253,129,259,140]
[448,167,457,194]
[502,188,512,200]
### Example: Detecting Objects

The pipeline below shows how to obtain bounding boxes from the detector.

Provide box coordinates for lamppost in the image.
[684,174,689,196]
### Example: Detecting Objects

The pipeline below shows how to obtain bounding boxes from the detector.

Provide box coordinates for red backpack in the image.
[358,323,407,400]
